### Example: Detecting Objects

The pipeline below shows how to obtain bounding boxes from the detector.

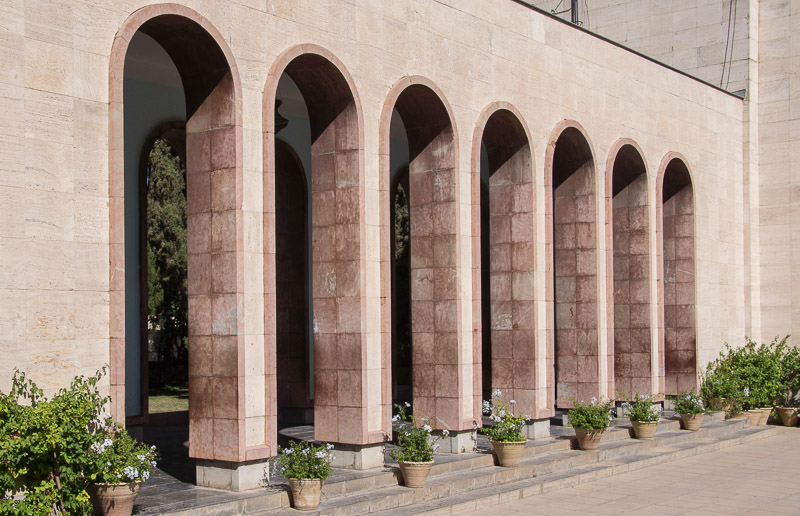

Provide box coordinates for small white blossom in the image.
[326,443,334,450]
[404,402,411,407]
[442,429,449,437]
[315,451,326,459]
[590,397,598,406]
[392,414,401,422]
[492,389,502,398]
[422,424,432,432]
[509,400,516,405]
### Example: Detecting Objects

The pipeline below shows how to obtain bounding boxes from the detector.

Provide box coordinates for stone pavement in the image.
[458,427,800,515]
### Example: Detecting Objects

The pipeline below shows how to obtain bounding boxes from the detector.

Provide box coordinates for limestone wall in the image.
[0,0,746,435]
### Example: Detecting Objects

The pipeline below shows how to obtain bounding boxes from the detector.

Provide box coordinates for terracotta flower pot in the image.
[490,440,527,467]
[398,461,433,488]
[574,428,604,450]
[288,478,323,511]
[776,407,799,427]
[744,410,761,427]
[631,420,658,439]
[680,413,703,431]
[89,482,141,516]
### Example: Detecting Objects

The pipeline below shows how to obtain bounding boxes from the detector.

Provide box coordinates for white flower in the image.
[423,424,432,432]
[743,387,750,397]
[284,448,294,455]
[442,429,450,437]
[498,410,506,418]
[492,389,502,398]
[103,438,113,447]
[150,445,157,451]
[392,414,401,422]
[326,443,334,450]
[590,397,598,405]
[509,400,516,404]
[315,451,326,459]
[404,402,411,407]
[638,394,648,401]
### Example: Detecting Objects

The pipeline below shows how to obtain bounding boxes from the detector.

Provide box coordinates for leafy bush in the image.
[700,336,793,413]
[389,403,448,463]
[1,369,106,515]
[674,392,705,414]
[568,397,615,431]
[622,393,662,423]
[480,390,527,442]
[776,341,800,407]
[270,440,334,481]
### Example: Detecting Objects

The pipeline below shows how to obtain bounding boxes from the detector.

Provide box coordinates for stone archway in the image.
[110,5,256,489]
[379,77,478,442]
[545,122,603,406]
[472,103,541,419]
[658,155,696,395]
[607,140,654,399]
[264,45,387,468]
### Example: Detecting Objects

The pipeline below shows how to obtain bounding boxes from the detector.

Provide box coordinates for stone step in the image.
[368,425,777,516]
[146,416,756,515]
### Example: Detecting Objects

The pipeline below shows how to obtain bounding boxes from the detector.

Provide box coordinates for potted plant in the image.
[774,337,799,426]
[568,397,615,450]
[621,392,662,439]
[270,440,334,510]
[674,392,705,431]
[480,390,528,467]
[88,419,160,516]
[389,403,448,487]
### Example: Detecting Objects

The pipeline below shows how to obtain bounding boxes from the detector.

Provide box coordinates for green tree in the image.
[146,139,188,374]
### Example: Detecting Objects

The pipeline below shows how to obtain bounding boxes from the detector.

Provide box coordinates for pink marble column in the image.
[186,71,248,462]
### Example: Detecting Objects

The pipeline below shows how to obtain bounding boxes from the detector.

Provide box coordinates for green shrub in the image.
[270,440,334,481]
[389,403,448,463]
[480,390,527,442]
[568,397,615,431]
[1,369,107,515]
[674,392,705,415]
[622,393,662,422]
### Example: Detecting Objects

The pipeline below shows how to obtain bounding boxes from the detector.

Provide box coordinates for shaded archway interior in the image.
[479,109,538,417]
[391,84,461,428]
[661,159,696,395]
[275,139,311,425]
[276,53,366,445]
[611,144,653,399]
[552,127,599,407]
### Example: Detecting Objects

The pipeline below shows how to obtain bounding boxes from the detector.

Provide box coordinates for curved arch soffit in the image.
[471,101,534,178]
[378,75,459,162]
[656,151,695,206]
[262,43,364,140]
[605,138,650,201]
[110,3,242,120]
[544,119,596,189]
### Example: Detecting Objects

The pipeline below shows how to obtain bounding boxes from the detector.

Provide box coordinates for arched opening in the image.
[550,125,599,406]
[265,49,378,452]
[609,143,653,399]
[388,83,462,428]
[110,7,251,488]
[477,109,536,416]
[274,132,311,425]
[660,158,696,395]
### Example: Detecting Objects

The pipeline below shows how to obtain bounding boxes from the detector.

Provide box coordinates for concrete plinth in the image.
[196,459,267,492]
[436,430,477,454]
[524,419,551,439]
[329,442,384,470]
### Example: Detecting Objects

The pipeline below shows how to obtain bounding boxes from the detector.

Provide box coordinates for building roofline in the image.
[510,0,743,100]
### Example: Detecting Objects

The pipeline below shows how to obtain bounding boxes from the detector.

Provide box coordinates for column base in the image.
[329,442,384,470]
[196,459,267,491]
[524,419,551,440]
[436,429,477,453]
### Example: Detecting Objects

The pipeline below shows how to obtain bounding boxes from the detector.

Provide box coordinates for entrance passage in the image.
[478,108,537,416]
[610,144,652,398]
[551,126,599,406]
[661,158,696,395]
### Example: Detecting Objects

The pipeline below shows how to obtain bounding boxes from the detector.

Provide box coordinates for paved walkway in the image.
[459,427,800,515]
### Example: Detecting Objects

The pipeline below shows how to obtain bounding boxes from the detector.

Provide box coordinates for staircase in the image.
[138,413,776,515]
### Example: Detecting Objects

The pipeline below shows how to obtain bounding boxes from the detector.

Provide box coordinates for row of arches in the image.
[108,6,696,466]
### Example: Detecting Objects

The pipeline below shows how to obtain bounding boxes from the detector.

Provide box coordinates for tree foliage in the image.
[146,139,188,371]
